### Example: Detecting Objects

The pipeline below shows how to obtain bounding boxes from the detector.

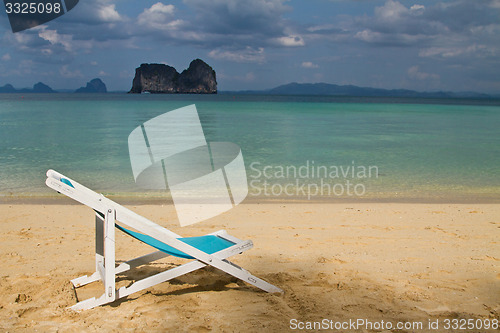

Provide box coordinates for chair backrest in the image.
[46,169,182,239]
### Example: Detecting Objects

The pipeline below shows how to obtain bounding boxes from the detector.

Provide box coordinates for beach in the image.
[0,201,498,332]
[1,95,499,331]
[2,0,500,331]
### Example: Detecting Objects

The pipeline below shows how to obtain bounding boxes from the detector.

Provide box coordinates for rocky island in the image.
[75,78,107,93]
[0,82,56,93]
[129,59,217,94]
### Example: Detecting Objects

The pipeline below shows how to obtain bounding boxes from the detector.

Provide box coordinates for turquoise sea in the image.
[0,93,499,202]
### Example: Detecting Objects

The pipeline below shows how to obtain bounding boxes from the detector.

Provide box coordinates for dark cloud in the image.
[131,0,304,61]
[59,0,125,25]
[208,46,265,63]
[53,0,132,42]
[347,0,500,49]
[2,0,306,64]
[0,0,134,66]
[425,1,500,34]
[183,0,290,36]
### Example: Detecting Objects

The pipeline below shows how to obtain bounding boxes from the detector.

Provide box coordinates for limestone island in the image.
[75,78,107,93]
[129,59,217,94]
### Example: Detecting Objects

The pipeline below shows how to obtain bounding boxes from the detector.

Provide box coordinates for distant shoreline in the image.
[2,81,499,99]
[1,92,499,106]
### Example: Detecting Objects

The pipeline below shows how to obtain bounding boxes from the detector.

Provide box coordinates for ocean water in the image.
[0,93,499,202]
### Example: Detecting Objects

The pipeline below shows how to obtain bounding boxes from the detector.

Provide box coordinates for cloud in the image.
[273,35,305,47]
[183,0,289,35]
[419,43,496,59]
[2,25,79,63]
[2,0,499,93]
[97,3,122,22]
[355,29,383,43]
[134,3,202,44]
[61,0,124,24]
[419,47,464,58]
[3,0,302,66]
[2,54,11,61]
[410,4,425,13]
[140,2,175,17]
[1,0,131,61]
[133,0,297,54]
[208,46,265,63]
[178,0,301,51]
[349,1,448,46]
[407,66,439,80]
[301,61,318,69]
[374,0,408,22]
[137,3,185,31]
[5,31,39,51]
[219,71,256,82]
[314,0,500,73]
[244,72,255,81]
[37,27,73,52]
[44,0,131,43]
[17,60,35,75]
[59,65,83,78]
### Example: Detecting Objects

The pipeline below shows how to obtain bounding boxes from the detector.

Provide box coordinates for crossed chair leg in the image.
[69,211,281,311]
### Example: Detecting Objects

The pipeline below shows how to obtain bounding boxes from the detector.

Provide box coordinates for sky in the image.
[1,0,499,93]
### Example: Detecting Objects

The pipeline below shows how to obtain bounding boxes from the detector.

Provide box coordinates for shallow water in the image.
[0,93,499,201]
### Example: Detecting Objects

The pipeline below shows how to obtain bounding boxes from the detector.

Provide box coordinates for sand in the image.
[0,202,498,332]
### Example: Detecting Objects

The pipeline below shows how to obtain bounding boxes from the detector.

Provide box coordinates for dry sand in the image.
[0,202,498,332]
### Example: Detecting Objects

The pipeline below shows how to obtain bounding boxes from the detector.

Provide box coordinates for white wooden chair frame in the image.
[46,169,282,311]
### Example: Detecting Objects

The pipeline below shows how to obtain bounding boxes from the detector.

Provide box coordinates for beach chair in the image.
[45,169,282,311]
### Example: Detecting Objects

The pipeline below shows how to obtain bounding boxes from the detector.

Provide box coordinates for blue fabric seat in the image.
[115,224,235,259]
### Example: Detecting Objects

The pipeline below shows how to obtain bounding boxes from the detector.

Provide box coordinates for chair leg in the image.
[70,209,116,310]
[70,294,112,311]
[71,271,101,288]
[69,211,281,311]
[103,208,116,302]
[71,251,170,288]
[69,213,107,288]
[117,260,206,299]
[214,258,283,293]
[69,240,274,310]
[95,213,104,276]
[115,251,169,274]
[70,260,205,311]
